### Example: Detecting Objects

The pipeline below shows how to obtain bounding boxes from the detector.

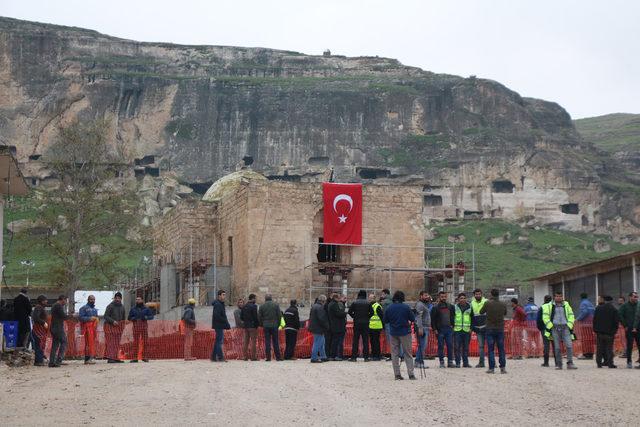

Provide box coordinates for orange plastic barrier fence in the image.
[41,319,625,360]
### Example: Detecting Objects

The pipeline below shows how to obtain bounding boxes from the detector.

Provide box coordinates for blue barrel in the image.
[0,320,19,348]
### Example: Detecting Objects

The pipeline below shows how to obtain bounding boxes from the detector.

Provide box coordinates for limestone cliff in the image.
[1,17,638,235]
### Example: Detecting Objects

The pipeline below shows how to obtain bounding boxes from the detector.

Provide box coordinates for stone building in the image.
[152,172,425,311]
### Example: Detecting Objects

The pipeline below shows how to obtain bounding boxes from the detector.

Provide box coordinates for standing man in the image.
[471,289,488,368]
[258,294,283,361]
[593,295,619,368]
[283,299,300,360]
[414,291,431,368]
[382,290,416,380]
[542,291,577,370]
[620,292,639,369]
[431,291,455,368]
[182,298,197,361]
[323,296,334,360]
[309,295,329,363]
[510,298,526,360]
[241,294,259,361]
[31,295,49,366]
[480,289,507,374]
[368,293,384,361]
[13,288,32,348]
[79,295,99,365]
[328,293,347,361]
[576,292,595,360]
[49,295,69,368]
[234,298,245,329]
[454,293,472,368]
[537,295,553,367]
[523,297,539,357]
[348,290,373,362]
[381,288,399,361]
[128,296,154,363]
[104,292,126,363]
[211,289,230,362]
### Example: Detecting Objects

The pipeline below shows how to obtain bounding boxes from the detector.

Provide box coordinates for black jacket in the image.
[328,299,347,333]
[284,305,300,330]
[593,302,620,336]
[13,293,32,326]
[430,302,455,332]
[240,302,259,328]
[50,302,68,336]
[348,297,373,328]
[211,299,230,329]
[308,302,330,334]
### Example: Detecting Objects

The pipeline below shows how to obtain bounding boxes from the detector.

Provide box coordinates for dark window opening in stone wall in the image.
[140,155,155,166]
[134,168,145,178]
[560,203,579,215]
[317,238,339,263]
[28,154,41,161]
[242,155,254,166]
[423,195,443,207]
[357,168,390,179]
[491,180,515,193]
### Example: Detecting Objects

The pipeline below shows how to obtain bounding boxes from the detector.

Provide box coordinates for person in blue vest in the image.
[128,296,155,362]
[78,295,99,365]
[576,293,595,360]
[453,293,472,368]
[523,297,540,358]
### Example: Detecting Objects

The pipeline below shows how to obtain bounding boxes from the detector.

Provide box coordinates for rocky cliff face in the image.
[1,17,638,235]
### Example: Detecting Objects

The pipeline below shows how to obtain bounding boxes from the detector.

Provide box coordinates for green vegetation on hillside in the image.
[2,195,151,289]
[574,113,640,152]
[428,220,640,294]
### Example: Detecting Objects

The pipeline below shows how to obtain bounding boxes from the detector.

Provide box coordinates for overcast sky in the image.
[2,0,638,119]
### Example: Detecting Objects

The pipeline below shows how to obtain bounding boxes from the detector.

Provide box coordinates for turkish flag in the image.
[323,182,362,245]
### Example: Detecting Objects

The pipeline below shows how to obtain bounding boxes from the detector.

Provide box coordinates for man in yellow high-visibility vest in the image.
[369,293,384,361]
[542,291,577,370]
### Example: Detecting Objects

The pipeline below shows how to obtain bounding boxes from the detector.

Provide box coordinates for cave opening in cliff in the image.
[424,195,443,207]
[463,210,484,219]
[561,203,579,215]
[582,215,589,226]
[188,181,214,195]
[492,180,515,193]
[145,166,160,177]
[28,154,41,161]
[308,156,330,166]
[134,168,145,178]
[242,155,254,166]
[357,168,390,179]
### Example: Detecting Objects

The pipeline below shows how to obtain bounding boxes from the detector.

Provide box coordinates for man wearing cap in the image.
[49,295,70,367]
[104,292,126,363]
[79,295,99,365]
[31,295,49,366]
[128,296,155,362]
[182,298,197,361]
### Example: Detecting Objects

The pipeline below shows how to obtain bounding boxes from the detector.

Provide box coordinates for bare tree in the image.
[40,120,142,311]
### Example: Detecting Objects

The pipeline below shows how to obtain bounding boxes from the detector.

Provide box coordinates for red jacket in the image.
[513,305,526,325]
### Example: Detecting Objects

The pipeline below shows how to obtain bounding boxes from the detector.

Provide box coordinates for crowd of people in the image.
[7,286,640,377]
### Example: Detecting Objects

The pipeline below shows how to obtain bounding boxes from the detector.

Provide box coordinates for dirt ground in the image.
[0,356,637,426]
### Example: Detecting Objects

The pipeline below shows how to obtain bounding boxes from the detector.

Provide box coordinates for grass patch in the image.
[428,220,640,294]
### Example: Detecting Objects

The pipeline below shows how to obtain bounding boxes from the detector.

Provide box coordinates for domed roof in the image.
[202,170,267,202]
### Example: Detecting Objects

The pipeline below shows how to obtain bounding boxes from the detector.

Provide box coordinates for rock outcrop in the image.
[1,17,638,235]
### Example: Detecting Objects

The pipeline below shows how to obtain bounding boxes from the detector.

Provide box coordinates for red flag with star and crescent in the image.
[323,182,362,245]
